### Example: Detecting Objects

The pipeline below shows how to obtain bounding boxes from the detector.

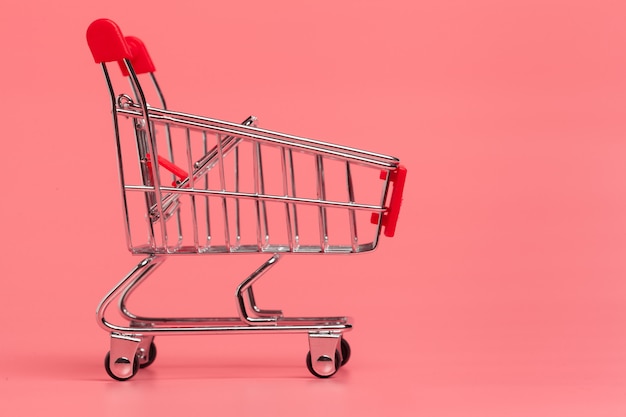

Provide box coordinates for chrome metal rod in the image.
[117,108,398,169]
[216,133,231,249]
[203,131,211,247]
[280,147,294,250]
[193,116,255,172]
[127,185,385,212]
[149,75,183,245]
[186,128,199,249]
[234,145,241,248]
[124,315,349,326]
[253,142,262,249]
[97,256,165,331]
[247,287,283,318]
[258,146,269,246]
[236,254,281,324]
[135,126,157,246]
[346,161,358,252]
[254,142,270,248]
[288,149,300,248]
[124,105,397,164]
[149,73,167,110]
[101,63,133,252]
[316,155,329,251]
[127,77,140,105]
[101,321,352,335]
[372,170,392,249]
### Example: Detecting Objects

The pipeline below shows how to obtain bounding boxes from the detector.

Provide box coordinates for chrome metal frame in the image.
[95,55,402,380]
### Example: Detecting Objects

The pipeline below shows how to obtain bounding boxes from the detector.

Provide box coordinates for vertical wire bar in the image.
[288,149,300,249]
[127,78,140,104]
[253,143,263,249]
[186,128,199,250]
[139,75,182,244]
[149,73,167,109]
[156,121,183,246]
[136,128,155,248]
[203,131,211,248]
[280,147,293,250]
[216,133,231,250]
[148,124,168,252]
[160,125,182,244]
[171,136,184,245]
[102,63,134,251]
[372,170,392,249]
[256,143,270,247]
[316,155,329,251]
[234,145,241,248]
[345,161,358,252]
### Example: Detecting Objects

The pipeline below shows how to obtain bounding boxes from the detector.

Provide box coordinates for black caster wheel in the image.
[340,338,351,367]
[104,352,139,381]
[139,342,157,369]
[306,350,341,378]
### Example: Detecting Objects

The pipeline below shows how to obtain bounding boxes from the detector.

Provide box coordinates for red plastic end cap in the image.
[119,36,156,76]
[370,165,407,238]
[86,19,132,63]
[383,166,406,237]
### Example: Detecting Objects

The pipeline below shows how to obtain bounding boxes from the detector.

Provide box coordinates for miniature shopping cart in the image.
[86,19,406,380]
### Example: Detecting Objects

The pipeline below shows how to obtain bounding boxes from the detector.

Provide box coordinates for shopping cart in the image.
[86,18,406,380]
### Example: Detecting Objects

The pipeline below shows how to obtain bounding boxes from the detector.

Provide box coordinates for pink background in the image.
[2,0,626,415]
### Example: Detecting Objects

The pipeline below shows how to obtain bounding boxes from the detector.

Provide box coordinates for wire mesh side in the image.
[116,111,394,255]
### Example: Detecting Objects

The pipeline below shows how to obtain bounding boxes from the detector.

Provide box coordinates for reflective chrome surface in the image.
[94,49,403,380]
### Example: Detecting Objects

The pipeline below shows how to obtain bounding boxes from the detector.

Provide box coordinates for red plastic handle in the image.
[371,165,407,237]
[87,19,156,76]
[157,155,188,182]
[146,155,189,186]
[119,36,156,76]
[86,19,132,63]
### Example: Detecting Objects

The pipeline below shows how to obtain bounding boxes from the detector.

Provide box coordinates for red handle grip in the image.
[371,165,407,237]
[86,19,132,63]
[87,19,156,76]
[119,36,156,76]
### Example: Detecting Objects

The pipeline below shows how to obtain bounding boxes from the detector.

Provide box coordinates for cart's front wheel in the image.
[306,350,341,378]
[104,352,139,381]
[139,341,157,369]
[340,338,351,367]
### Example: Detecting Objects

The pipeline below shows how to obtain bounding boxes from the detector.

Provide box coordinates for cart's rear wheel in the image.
[104,352,139,381]
[340,338,351,367]
[139,341,157,369]
[306,350,341,378]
